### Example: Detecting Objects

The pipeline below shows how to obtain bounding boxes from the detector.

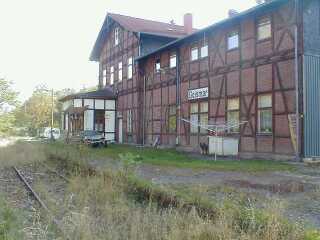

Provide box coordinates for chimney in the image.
[228,9,239,18]
[184,13,193,34]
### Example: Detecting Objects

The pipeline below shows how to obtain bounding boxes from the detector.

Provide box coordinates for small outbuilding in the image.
[60,88,116,142]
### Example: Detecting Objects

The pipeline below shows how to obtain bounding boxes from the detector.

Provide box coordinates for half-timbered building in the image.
[61,0,320,160]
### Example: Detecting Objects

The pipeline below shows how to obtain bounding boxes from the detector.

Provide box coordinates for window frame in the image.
[114,27,119,46]
[190,101,208,134]
[102,65,107,85]
[127,109,132,134]
[170,53,177,68]
[257,94,273,134]
[155,59,161,73]
[227,98,240,133]
[200,43,208,58]
[127,57,133,79]
[110,66,114,85]
[168,105,177,133]
[227,30,239,50]
[118,61,122,82]
[191,46,199,61]
[257,16,272,41]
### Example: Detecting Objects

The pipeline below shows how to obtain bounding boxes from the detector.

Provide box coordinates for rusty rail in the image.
[13,166,62,231]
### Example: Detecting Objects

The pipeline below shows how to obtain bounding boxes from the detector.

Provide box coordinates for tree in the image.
[14,86,76,136]
[0,78,19,111]
[0,78,19,136]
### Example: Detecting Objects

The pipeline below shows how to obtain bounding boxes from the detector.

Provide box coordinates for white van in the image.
[39,127,61,140]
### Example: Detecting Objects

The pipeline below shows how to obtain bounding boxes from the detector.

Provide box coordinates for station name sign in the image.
[188,87,209,100]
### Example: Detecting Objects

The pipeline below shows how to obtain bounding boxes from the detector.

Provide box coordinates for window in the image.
[191,46,199,61]
[127,109,132,133]
[170,54,176,68]
[110,66,114,85]
[190,103,199,133]
[102,66,107,85]
[199,102,208,134]
[128,57,133,79]
[258,95,272,134]
[227,98,240,132]
[257,17,271,41]
[190,102,208,134]
[168,105,176,133]
[228,31,239,50]
[118,62,122,82]
[155,59,161,73]
[200,44,208,58]
[114,27,119,46]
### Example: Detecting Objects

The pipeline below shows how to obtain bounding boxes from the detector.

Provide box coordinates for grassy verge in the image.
[57,143,295,172]
[40,142,318,240]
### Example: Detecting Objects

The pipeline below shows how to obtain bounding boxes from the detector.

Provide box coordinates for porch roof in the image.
[60,88,116,102]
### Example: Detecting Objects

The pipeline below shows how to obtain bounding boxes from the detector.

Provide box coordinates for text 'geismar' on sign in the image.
[188,87,209,100]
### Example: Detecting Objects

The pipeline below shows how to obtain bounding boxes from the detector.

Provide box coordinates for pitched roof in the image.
[136,0,288,62]
[108,13,195,38]
[90,13,197,61]
[60,88,116,102]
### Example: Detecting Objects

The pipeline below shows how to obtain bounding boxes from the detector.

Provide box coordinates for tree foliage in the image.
[0,78,19,136]
[14,86,76,136]
[0,78,18,110]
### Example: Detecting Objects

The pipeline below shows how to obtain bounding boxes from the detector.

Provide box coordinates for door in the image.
[118,118,123,143]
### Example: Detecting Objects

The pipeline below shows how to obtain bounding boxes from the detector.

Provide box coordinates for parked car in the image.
[39,127,61,140]
[80,130,107,147]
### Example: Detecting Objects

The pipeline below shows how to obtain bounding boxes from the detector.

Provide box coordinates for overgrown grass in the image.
[2,142,319,240]
[52,142,295,172]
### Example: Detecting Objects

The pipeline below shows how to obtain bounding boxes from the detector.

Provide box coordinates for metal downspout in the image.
[176,48,181,145]
[294,0,301,161]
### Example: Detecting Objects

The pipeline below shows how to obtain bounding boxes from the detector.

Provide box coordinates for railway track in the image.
[12,164,69,233]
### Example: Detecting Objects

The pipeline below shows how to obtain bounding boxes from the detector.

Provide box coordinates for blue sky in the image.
[0,0,256,101]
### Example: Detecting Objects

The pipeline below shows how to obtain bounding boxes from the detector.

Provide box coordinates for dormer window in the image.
[114,27,119,46]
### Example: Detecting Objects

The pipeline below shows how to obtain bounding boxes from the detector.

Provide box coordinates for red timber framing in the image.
[139,1,298,158]
[99,21,140,143]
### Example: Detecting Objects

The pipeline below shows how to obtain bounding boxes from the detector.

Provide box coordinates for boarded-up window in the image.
[257,17,271,41]
[258,95,272,133]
